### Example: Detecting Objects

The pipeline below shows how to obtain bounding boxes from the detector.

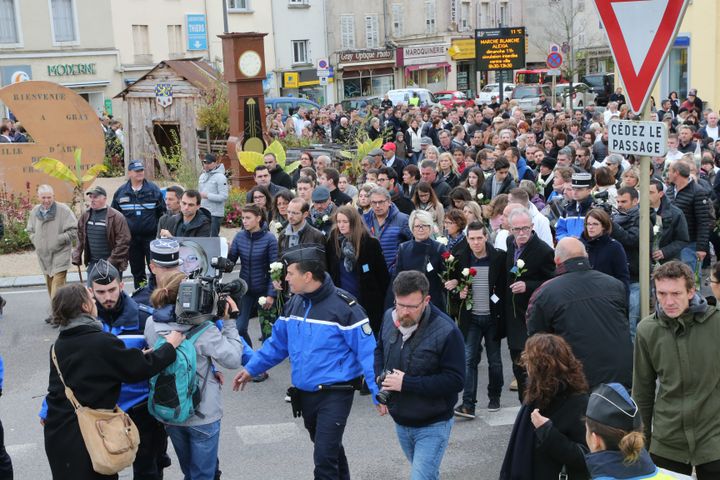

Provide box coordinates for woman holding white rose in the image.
[228,205,278,384]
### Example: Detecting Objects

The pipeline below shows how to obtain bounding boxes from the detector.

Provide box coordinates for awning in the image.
[404,62,451,72]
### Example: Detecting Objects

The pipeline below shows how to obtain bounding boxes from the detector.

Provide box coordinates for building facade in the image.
[0,0,120,117]
[271,0,333,105]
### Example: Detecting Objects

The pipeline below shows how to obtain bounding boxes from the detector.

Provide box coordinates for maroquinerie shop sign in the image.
[47,63,97,77]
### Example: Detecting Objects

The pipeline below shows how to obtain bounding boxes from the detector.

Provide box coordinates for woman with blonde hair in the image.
[462,201,484,230]
[425,145,440,162]
[438,152,460,188]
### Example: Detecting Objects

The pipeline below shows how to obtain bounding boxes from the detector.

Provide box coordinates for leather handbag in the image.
[51,345,140,475]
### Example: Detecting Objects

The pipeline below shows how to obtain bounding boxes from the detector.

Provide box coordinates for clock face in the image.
[238,51,262,78]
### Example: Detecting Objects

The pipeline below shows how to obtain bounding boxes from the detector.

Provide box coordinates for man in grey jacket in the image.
[198,154,229,237]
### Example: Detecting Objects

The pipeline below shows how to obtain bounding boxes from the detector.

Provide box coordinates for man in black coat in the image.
[502,207,555,402]
[449,222,506,417]
[526,237,633,389]
[611,187,641,339]
[158,190,212,238]
[649,178,690,264]
[265,153,292,190]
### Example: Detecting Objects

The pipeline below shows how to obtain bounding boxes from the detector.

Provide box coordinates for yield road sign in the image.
[593,0,690,114]
[547,52,563,69]
[608,120,668,156]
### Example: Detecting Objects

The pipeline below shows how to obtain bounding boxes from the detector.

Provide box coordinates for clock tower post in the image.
[219,32,269,187]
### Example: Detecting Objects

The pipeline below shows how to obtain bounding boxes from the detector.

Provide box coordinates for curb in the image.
[0,269,134,289]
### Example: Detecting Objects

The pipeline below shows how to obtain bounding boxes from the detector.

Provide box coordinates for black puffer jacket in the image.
[526,257,632,388]
[611,205,640,282]
[666,178,711,253]
[653,196,690,262]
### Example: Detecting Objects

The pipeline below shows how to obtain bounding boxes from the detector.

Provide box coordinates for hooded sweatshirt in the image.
[198,164,229,217]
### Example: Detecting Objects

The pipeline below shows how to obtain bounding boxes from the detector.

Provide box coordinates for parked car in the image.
[265,97,321,120]
[340,96,382,116]
[580,73,614,106]
[555,83,597,109]
[511,84,553,113]
[386,88,438,108]
[475,83,516,106]
[434,90,475,109]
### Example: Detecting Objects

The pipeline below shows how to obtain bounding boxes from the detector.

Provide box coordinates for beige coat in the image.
[26,202,77,276]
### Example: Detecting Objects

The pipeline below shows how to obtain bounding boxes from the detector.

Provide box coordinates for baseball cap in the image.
[87,259,120,287]
[311,186,330,203]
[586,383,642,432]
[128,160,145,171]
[203,153,217,164]
[86,186,107,197]
[382,142,396,152]
[150,238,183,268]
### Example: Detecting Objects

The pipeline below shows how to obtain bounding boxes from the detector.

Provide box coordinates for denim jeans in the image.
[210,216,222,237]
[395,418,454,480]
[628,282,640,343]
[462,314,503,409]
[236,292,260,347]
[166,420,221,480]
[679,242,698,273]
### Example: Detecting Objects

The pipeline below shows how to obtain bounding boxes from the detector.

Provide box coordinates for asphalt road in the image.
[0,284,519,480]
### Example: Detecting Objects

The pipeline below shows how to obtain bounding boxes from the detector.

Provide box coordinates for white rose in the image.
[461,268,470,277]
[477,193,484,200]
[537,179,545,186]
[323,215,330,222]
[447,255,455,262]
[516,259,525,269]
[653,224,660,235]
[258,296,267,306]
[436,236,448,245]
[290,189,296,195]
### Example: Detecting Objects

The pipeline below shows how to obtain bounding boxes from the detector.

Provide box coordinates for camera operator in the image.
[374,271,465,480]
[144,271,246,480]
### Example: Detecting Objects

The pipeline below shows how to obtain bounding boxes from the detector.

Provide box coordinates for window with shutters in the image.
[425,0,436,34]
[499,2,508,27]
[0,0,21,46]
[480,2,490,28]
[167,25,183,59]
[391,4,403,38]
[460,1,470,31]
[50,0,78,44]
[227,0,249,11]
[132,25,152,64]
[365,15,378,49]
[340,15,355,50]
[292,39,309,64]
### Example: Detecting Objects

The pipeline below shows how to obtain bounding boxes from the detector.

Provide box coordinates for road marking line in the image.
[0,289,48,295]
[236,422,300,445]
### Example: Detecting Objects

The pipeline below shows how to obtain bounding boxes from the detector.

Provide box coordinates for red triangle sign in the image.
[594,0,689,114]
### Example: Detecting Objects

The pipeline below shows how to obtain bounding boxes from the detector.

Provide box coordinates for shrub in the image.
[0,184,34,254]
[223,187,246,228]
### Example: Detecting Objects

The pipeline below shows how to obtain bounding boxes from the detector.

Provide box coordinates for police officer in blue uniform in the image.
[233,245,380,480]
[111,160,166,289]
[88,259,171,479]
[132,238,184,330]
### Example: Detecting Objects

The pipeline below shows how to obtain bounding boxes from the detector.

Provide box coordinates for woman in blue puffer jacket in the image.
[228,204,278,354]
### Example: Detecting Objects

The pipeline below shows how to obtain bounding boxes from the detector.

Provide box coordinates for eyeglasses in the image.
[707,276,720,285]
[412,224,430,230]
[510,226,533,234]
[394,301,424,311]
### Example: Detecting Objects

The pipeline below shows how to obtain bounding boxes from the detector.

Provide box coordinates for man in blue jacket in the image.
[111,161,166,289]
[364,187,411,271]
[374,271,465,480]
[88,259,170,480]
[556,171,594,240]
[233,246,380,480]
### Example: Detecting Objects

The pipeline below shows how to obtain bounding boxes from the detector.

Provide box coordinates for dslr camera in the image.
[591,190,614,214]
[375,370,395,405]
[175,256,247,325]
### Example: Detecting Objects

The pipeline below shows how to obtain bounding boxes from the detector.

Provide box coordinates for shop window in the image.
[425,0,436,34]
[227,0,249,11]
[133,25,152,64]
[341,15,355,50]
[292,40,309,65]
[343,78,362,98]
[167,25,183,59]
[371,76,393,96]
[668,46,688,99]
[50,0,78,44]
[365,15,379,49]
[391,4,403,37]
[0,0,21,45]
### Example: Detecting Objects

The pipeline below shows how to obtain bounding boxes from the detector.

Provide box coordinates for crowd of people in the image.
[2,85,719,479]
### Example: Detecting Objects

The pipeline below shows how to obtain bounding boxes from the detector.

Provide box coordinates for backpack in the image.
[148,321,213,423]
